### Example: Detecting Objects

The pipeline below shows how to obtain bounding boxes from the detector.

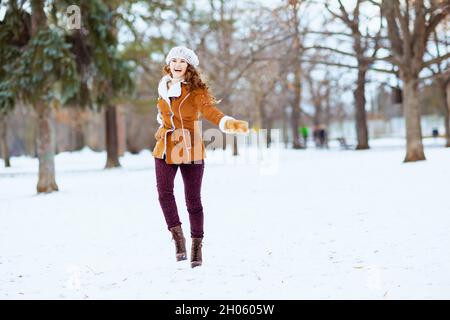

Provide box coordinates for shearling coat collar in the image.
[157,74,188,107]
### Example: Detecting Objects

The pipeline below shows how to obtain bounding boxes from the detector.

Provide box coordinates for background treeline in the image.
[0,0,449,193]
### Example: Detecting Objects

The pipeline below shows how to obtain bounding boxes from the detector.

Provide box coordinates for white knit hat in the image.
[165,46,199,67]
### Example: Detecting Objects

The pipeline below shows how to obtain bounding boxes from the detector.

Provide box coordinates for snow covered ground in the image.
[0,137,449,299]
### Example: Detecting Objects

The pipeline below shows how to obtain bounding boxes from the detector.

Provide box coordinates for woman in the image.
[152,46,249,268]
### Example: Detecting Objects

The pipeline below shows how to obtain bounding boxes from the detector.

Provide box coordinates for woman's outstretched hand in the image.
[224,119,249,134]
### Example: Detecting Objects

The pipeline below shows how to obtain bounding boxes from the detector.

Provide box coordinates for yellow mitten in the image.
[224,119,249,134]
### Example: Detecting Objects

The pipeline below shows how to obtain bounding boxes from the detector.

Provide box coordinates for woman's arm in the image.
[194,90,249,134]
[223,118,249,133]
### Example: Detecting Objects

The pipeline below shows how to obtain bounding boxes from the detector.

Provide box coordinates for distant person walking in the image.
[318,125,328,148]
[432,128,439,138]
[313,124,328,149]
[300,126,309,148]
[313,124,319,148]
[152,46,249,268]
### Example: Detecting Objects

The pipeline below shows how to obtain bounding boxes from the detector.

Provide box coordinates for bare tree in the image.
[436,71,450,147]
[286,0,306,149]
[304,62,332,128]
[382,0,450,162]
[447,75,450,147]
[187,0,291,153]
[246,59,281,147]
[322,0,383,149]
[428,29,450,147]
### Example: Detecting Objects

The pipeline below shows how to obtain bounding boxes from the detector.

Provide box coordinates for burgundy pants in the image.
[154,156,205,238]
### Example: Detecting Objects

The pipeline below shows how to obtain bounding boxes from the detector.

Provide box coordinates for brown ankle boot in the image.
[191,238,203,268]
[169,225,187,261]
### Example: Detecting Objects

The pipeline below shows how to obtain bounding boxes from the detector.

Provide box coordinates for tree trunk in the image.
[73,110,85,151]
[259,98,273,148]
[264,117,273,148]
[0,115,11,167]
[232,135,238,156]
[290,0,303,150]
[222,132,227,150]
[313,101,322,127]
[35,101,59,193]
[282,106,289,148]
[105,105,121,168]
[445,80,450,148]
[31,0,58,192]
[291,71,302,149]
[402,78,426,162]
[354,69,370,150]
[269,118,273,148]
[74,127,85,151]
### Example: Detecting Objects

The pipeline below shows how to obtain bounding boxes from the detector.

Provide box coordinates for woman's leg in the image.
[180,160,205,238]
[155,157,181,230]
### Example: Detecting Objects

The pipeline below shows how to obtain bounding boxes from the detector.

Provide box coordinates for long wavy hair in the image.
[162,64,220,105]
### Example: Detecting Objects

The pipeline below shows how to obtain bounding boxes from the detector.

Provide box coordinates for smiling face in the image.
[169,57,188,79]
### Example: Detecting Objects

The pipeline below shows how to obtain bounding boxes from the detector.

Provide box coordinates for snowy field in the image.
[0,137,449,299]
